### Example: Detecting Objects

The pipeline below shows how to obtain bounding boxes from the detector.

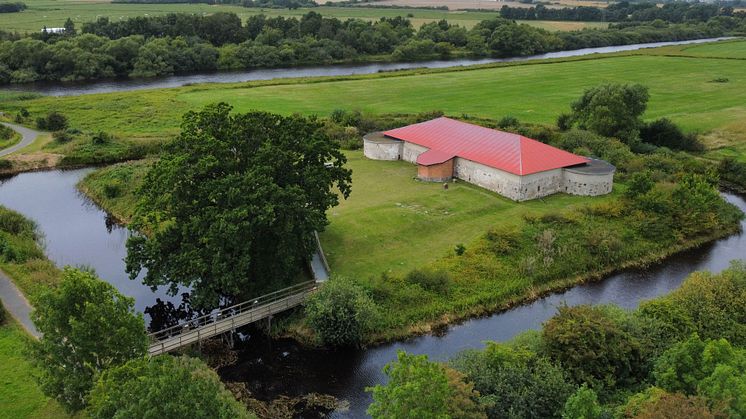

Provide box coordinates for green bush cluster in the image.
[405,268,452,294]
[719,157,746,192]
[639,118,704,152]
[0,298,6,325]
[372,263,746,418]
[305,277,381,347]
[0,123,15,141]
[35,111,68,131]
[88,356,254,419]
[0,207,42,263]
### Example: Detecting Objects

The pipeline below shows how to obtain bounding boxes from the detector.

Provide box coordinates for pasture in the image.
[0,0,607,33]
[3,42,744,147]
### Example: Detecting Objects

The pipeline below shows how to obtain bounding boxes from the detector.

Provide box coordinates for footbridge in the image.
[148,280,318,356]
[147,233,332,355]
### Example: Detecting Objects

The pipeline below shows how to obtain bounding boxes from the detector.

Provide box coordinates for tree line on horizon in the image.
[498,1,744,23]
[0,10,744,84]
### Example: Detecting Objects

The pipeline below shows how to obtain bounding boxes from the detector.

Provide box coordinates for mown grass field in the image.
[0,0,607,32]
[320,152,621,279]
[0,320,70,419]
[79,153,620,279]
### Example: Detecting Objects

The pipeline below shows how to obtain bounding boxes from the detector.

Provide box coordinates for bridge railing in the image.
[147,280,317,344]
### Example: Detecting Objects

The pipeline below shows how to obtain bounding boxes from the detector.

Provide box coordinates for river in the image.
[0,37,735,97]
[0,167,743,417]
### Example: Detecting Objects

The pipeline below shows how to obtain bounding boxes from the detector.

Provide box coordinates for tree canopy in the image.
[305,276,381,347]
[367,351,485,419]
[126,103,351,308]
[30,267,147,412]
[569,83,649,142]
[87,355,254,419]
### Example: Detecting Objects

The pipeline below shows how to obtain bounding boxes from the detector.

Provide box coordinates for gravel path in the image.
[0,271,39,337]
[0,122,40,157]
[0,122,41,337]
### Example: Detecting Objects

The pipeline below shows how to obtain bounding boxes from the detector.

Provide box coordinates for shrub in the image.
[497,115,519,129]
[52,130,73,143]
[0,232,44,263]
[556,113,572,131]
[36,112,69,132]
[629,391,719,419]
[718,157,746,189]
[368,351,485,419]
[454,243,466,256]
[404,268,452,294]
[88,356,254,419]
[562,385,603,419]
[91,131,112,145]
[305,277,381,346]
[0,298,5,325]
[666,261,746,346]
[102,180,123,199]
[484,226,520,255]
[0,159,12,170]
[0,207,36,236]
[542,305,643,394]
[14,108,28,123]
[451,343,574,419]
[640,118,703,151]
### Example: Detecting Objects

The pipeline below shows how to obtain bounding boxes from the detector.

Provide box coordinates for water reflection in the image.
[0,168,182,324]
[0,168,743,418]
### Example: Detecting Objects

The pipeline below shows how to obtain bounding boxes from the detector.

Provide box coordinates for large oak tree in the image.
[126,103,352,308]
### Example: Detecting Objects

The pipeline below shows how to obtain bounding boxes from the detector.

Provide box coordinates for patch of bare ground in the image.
[0,152,64,175]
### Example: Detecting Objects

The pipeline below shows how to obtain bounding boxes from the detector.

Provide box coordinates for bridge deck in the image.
[148,281,316,356]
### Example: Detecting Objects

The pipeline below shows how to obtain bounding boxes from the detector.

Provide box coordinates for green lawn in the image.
[79,150,618,282]
[0,0,606,32]
[677,38,746,59]
[0,320,70,419]
[320,151,619,279]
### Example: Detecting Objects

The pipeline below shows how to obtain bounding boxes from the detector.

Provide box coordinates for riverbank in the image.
[1,166,744,418]
[1,40,743,160]
[356,221,743,344]
[77,154,745,346]
[1,38,733,98]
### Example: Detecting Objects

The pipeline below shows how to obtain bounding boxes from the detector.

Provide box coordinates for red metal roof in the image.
[416,149,455,166]
[383,117,589,176]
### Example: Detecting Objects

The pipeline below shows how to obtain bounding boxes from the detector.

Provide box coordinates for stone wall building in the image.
[363,117,614,201]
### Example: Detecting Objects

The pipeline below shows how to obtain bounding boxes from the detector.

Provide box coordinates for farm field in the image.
[0,0,607,33]
[323,0,612,10]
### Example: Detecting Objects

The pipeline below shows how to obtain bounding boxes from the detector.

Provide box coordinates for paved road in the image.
[0,122,41,337]
[0,271,39,337]
[0,122,40,157]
